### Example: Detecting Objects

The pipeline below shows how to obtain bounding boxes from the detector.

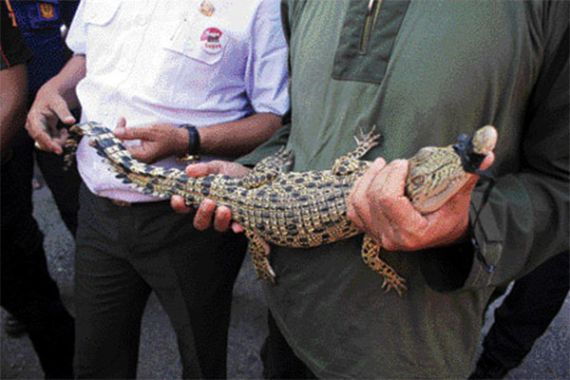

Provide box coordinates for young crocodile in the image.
[65,123,497,296]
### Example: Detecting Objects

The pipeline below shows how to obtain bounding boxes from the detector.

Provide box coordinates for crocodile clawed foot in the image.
[354,125,381,148]
[381,277,407,297]
[256,266,277,285]
[69,124,85,136]
[64,139,77,148]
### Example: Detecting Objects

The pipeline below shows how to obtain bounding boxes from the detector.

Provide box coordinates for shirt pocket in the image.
[28,0,61,30]
[83,0,120,27]
[163,16,227,66]
[332,0,410,85]
[81,1,121,75]
[140,16,229,106]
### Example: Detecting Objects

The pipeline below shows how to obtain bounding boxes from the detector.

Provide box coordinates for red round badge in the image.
[200,27,223,54]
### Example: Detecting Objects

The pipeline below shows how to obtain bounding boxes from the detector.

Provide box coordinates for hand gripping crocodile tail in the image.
[64,122,498,296]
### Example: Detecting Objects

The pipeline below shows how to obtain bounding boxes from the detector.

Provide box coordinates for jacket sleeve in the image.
[464,13,569,289]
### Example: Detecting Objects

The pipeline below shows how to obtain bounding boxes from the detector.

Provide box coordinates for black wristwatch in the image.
[179,124,201,156]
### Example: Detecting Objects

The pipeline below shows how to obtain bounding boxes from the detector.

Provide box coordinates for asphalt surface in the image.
[1,183,569,379]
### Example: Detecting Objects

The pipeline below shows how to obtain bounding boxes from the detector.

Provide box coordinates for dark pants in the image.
[261,312,316,379]
[10,129,80,237]
[36,147,80,236]
[1,153,75,379]
[471,251,570,378]
[74,185,246,379]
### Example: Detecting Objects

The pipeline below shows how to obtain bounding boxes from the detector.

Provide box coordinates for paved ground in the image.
[1,184,569,379]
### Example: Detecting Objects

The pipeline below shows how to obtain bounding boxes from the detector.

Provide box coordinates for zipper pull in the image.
[368,0,376,14]
[361,0,381,54]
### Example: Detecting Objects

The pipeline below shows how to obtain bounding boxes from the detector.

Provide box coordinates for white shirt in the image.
[67,0,289,202]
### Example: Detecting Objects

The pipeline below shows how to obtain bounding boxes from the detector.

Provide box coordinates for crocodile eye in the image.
[412,175,425,187]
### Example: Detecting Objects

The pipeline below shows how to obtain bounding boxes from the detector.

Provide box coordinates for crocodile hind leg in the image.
[241,147,294,189]
[244,230,276,284]
[361,234,407,296]
[332,127,381,176]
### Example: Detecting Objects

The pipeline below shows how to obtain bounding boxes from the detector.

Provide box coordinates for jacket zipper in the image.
[359,0,383,54]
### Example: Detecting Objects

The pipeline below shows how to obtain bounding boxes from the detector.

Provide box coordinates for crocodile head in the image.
[405,126,497,214]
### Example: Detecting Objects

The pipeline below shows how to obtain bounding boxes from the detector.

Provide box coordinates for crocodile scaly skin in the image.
[64,123,497,296]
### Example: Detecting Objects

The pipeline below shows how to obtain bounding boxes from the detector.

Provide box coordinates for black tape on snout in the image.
[452,133,486,174]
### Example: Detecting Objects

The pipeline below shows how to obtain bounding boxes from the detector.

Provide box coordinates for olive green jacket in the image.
[239,0,569,377]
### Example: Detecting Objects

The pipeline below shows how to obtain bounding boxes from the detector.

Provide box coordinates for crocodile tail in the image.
[80,122,194,200]
[62,123,89,170]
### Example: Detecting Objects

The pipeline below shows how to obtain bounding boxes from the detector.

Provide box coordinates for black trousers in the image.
[36,147,81,237]
[1,149,74,379]
[8,129,80,238]
[261,312,316,379]
[74,185,247,379]
[472,251,569,378]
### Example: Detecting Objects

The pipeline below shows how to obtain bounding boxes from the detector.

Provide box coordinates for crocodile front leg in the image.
[361,234,407,296]
[245,230,276,284]
[332,128,380,176]
[241,147,294,189]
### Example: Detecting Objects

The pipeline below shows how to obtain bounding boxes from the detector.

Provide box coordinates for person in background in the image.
[2,0,81,339]
[11,0,81,236]
[173,1,569,377]
[25,0,289,377]
[1,1,74,377]
[471,251,569,379]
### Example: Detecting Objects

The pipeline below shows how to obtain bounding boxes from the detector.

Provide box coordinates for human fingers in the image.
[114,117,127,131]
[186,160,250,178]
[231,223,244,234]
[346,158,386,230]
[185,161,224,177]
[125,144,154,163]
[372,160,424,226]
[171,195,194,214]
[374,159,408,199]
[114,125,152,141]
[25,113,63,154]
[193,198,217,230]
[213,205,232,232]
[366,160,429,251]
[479,152,495,171]
[48,96,76,125]
[52,128,70,148]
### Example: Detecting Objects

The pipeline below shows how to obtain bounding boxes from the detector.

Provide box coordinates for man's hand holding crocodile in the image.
[347,153,494,252]
[171,161,249,232]
[174,152,494,251]
[25,55,85,154]
[67,123,496,292]
[113,117,189,164]
[25,82,76,154]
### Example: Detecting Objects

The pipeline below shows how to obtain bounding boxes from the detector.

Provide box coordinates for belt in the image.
[108,198,170,208]
[111,199,132,207]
